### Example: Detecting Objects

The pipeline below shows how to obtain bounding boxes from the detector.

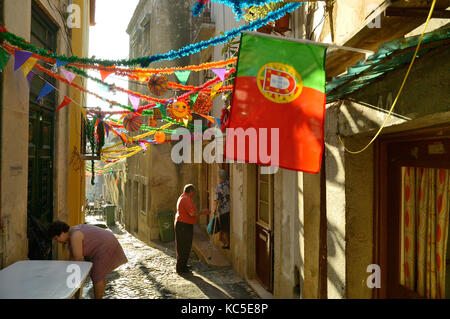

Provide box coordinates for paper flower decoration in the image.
[148,117,157,127]
[167,100,192,123]
[154,131,166,144]
[123,113,143,132]
[193,92,213,115]
[147,74,169,96]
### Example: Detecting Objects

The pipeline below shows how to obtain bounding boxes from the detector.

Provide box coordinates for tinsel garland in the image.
[3,42,237,76]
[31,57,235,119]
[0,2,302,67]
[191,0,207,17]
[210,0,286,17]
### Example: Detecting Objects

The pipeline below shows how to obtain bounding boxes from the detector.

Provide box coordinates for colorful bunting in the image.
[0,47,11,72]
[36,82,55,102]
[140,142,147,151]
[56,59,69,68]
[100,68,115,82]
[128,93,140,111]
[210,81,224,99]
[60,68,76,84]
[97,82,110,93]
[56,96,72,112]
[26,71,35,86]
[174,70,191,85]
[21,57,37,77]
[14,50,33,71]
[211,68,226,81]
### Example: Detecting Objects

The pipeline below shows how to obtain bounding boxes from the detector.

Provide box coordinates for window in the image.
[376,127,450,299]
[399,167,450,298]
[141,184,147,214]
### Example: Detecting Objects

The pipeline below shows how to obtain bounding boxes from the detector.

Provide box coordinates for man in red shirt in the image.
[175,184,209,274]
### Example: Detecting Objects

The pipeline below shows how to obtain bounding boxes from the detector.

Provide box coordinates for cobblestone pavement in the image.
[81,215,259,299]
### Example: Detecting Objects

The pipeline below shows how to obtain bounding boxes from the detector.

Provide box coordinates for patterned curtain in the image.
[401,167,450,298]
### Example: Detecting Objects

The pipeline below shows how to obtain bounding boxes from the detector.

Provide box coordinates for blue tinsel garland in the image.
[211,0,286,17]
[3,2,303,67]
[192,0,287,18]
[139,1,303,67]
[191,1,206,17]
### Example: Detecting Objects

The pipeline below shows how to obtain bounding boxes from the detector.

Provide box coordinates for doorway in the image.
[376,126,450,298]
[27,3,58,227]
[255,166,274,292]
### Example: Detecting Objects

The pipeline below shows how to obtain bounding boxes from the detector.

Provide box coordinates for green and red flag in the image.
[225,33,327,173]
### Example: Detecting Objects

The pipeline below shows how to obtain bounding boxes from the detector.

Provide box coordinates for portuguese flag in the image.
[225,33,327,173]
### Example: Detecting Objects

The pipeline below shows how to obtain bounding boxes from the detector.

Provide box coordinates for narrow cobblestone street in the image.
[81,215,259,299]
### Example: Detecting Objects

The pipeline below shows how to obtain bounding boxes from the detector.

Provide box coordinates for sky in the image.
[86,0,140,112]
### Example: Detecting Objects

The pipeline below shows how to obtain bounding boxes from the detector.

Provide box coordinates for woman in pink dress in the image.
[48,221,128,299]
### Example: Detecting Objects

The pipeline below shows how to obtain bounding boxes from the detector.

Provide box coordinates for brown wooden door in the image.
[27,3,57,227]
[256,167,274,292]
[378,127,450,298]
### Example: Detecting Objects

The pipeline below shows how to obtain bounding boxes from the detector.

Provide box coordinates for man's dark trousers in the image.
[175,221,194,273]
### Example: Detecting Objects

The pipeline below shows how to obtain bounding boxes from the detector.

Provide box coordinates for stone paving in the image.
[81,215,259,299]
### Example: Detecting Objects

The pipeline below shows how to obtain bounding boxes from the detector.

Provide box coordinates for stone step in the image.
[192,224,231,268]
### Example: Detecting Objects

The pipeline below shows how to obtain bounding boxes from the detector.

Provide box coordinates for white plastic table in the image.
[0,260,92,299]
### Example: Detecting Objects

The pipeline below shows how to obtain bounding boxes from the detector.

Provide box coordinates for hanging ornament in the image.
[148,116,157,127]
[154,131,166,144]
[147,74,169,96]
[193,92,213,115]
[122,113,143,132]
[167,100,192,123]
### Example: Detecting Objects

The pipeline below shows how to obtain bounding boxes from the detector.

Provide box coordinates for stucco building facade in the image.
[106,0,449,299]
[196,0,450,299]
[0,0,93,268]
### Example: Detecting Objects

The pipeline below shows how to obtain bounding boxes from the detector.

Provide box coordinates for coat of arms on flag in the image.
[225,32,327,173]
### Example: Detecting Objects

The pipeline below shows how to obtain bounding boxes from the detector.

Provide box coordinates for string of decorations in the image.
[204,0,287,17]
[3,41,237,78]
[28,58,235,120]
[0,2,302,67]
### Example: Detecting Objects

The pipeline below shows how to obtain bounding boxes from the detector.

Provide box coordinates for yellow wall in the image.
[68,0,90,226]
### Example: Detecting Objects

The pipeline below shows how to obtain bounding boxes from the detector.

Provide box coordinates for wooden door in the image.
[377,127,450,298]
[27,3,57,227]
[256,167,274,292]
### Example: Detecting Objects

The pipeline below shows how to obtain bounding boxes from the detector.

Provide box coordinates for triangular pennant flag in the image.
[100,68,115,82]
[190,92,199,104]
[183,118,189,128]
[174,70,191,85]
[60,68,76,84]
[26,71,35,87]
[215,118,221,128]
[128,93,140,111]
[56,59,68,68]
[211,68,226,81]
[0,47,11,72]
[210,81,224,99]
[14,50,34,71]
[140,142,147,151]
[36,82,55,102]
[137,74,147,82]
[104,123,110,137]
[21,57,37,77]
[56,96,72,112]
[97,82,109,93]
